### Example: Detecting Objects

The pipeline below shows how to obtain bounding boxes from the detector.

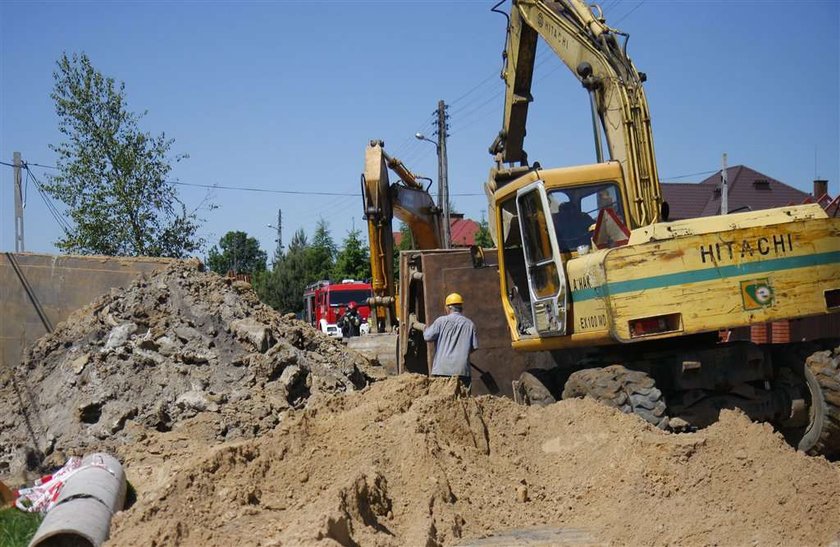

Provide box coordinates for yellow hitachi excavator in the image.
[483,0,840,455]
[395,0,840,457]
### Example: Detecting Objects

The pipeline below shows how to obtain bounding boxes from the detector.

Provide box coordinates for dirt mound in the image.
[108,374,840,546]
[3,260,839,545]
[0,261,381,480]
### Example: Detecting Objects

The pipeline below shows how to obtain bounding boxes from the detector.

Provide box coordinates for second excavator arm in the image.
[362,140,443,332]
[489,0,661,228]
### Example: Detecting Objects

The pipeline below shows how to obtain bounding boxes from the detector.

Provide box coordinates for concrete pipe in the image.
[29,453,126,547]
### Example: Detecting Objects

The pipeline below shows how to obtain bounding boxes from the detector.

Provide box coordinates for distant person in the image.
[338,301,362,338]
[423,292,478,390]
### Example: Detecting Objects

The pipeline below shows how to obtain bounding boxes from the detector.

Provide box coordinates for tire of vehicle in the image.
[562,365,669,429]
[798,348,840,457]
[517,370,558,406]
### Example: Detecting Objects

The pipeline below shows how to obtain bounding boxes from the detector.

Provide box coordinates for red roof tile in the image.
[660,183,710,220]
[662,165,811,220]
[392,217,480,248]
[450,218,480,247]
[697,165,809,216]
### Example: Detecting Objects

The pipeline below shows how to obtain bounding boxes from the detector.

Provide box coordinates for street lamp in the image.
[415,132,450,248]
[415,132,434,146]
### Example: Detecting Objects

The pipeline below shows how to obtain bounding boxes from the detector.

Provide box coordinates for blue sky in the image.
[1,0,838,259]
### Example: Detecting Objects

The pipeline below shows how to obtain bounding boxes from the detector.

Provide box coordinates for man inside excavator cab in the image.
[548,192,596,250]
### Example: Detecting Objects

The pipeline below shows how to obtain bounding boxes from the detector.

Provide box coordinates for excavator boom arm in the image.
[493,0,661,227]
[362,141,443,331]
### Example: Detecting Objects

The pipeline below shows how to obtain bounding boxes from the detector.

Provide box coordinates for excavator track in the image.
[562,365,669,429]
[800,348,840,457]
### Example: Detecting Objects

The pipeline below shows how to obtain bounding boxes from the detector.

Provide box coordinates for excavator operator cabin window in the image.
[547,183,624,251]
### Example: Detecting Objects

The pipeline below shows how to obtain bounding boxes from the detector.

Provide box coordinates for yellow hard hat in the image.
[445,292,464,306]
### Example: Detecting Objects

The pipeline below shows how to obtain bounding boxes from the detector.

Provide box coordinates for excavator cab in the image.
[494,162,630,342]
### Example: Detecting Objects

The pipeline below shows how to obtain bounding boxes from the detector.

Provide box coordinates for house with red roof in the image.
[448,213,481,247]
[393,213,481,248]
[661,165,825,220]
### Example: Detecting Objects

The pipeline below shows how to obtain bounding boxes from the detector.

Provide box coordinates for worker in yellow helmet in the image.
[423,292,478,391]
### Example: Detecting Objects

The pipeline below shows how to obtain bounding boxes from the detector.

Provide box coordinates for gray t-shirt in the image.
[423,311,478,378]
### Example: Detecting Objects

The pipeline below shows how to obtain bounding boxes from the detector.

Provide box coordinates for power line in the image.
[448,70,500,109]
[2,162,359,195]
[449,43,568,138]
[448,90,503,137]
[23,165,73,233]
[170,180,357,196]
[1,160,59,170]
[26,162,59,170]
[613,0,646,25]
[1,157,719,192]
[398,139,436,167]
[391,113,437,158]
[602,0,622,15]
[662,169,717,181]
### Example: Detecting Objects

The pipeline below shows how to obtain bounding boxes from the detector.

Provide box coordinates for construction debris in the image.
[0,261,380,481]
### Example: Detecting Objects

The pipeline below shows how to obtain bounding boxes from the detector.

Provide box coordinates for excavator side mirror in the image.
[661,201,670,222]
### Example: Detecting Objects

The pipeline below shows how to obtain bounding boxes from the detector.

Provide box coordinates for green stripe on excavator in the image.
[570,251,840,302]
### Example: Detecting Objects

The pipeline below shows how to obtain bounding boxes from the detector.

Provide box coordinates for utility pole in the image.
[436,100,451,248]
[720,153,728,215]
[275,209,284,257]
[13,152,25,252]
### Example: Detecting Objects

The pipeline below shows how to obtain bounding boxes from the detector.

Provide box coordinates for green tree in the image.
[254,228,309,314]
[207,231,267,276]
[396,222,414,251]
[475,212,494,248]
[333,229,371,282]
[44,52,203,257]
[306,219,336,281]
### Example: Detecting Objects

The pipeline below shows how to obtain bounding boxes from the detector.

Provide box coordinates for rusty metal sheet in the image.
[399,248,551,397]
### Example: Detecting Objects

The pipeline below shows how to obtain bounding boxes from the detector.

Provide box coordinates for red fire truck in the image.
[302,280,372,337]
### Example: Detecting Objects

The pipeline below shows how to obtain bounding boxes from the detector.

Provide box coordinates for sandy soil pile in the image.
[0,261,382,480]
[108,374,840,546]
